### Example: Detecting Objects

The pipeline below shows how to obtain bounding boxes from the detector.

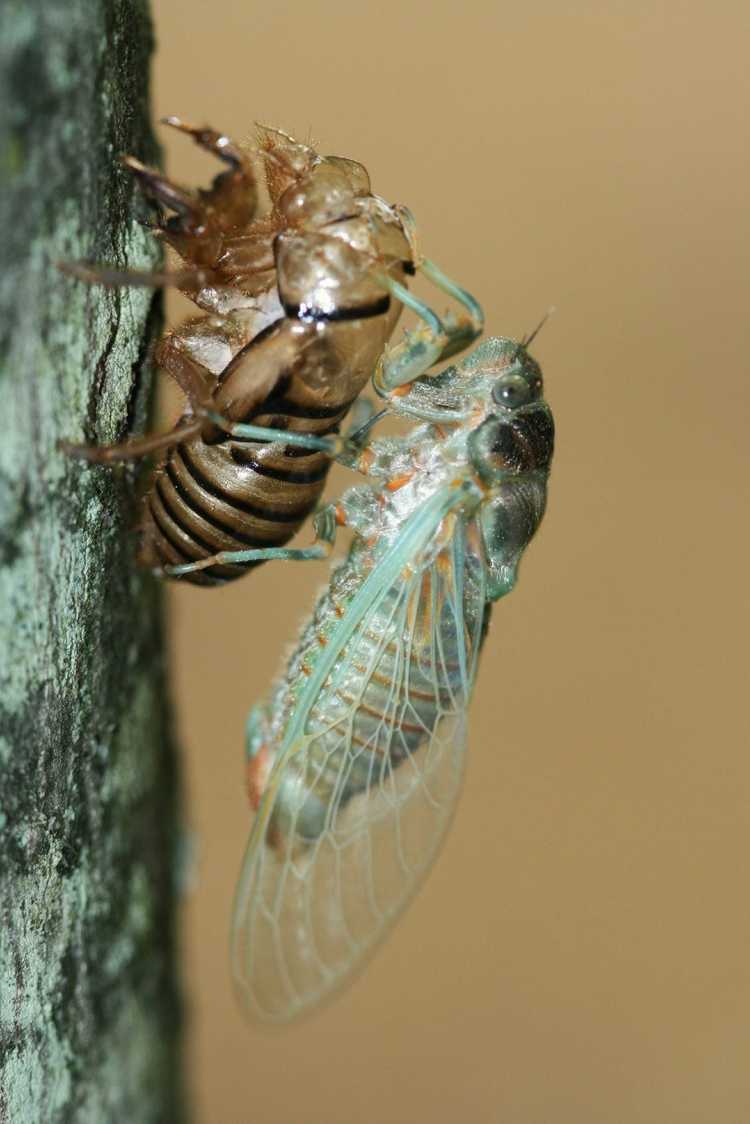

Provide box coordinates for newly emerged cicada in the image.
[63,121,482,585]
[231,283,554,1021]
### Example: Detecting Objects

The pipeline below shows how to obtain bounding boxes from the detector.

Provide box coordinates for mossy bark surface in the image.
[0,1,183,1120]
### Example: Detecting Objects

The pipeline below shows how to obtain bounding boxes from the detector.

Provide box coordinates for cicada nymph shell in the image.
[64,121,416,585]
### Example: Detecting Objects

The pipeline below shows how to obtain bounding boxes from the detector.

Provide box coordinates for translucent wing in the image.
[232,493,487,1023]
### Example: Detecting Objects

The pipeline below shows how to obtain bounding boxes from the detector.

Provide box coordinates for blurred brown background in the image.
[150,1,749,1120]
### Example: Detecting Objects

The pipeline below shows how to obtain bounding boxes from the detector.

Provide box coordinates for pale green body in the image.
[233,333,554,1022]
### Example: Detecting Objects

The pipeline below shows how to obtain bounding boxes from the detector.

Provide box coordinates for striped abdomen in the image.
[141,397,352,586]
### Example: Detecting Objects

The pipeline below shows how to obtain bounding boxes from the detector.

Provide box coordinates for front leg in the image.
[420,257,484,360]
[392,206,483,357]
[372,266,483,398]
[372,277,448,392]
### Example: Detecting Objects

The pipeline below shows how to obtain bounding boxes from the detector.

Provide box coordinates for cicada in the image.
[62,121,482,585]
[231,288,554,1021]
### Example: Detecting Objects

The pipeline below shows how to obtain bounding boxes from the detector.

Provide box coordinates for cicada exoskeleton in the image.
[63,122,482,585]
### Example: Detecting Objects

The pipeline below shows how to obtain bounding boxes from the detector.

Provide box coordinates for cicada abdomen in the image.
[63,122,417,585]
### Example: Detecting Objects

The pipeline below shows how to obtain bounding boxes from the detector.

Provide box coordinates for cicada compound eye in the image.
[491,371,536,410]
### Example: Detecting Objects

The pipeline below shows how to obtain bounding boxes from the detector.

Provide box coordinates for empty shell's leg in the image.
[58,260,211,291]
[161,117,246,168]
[161,503,340,578]
[156,329,217,404]
[121,155,200,222]
[161,117,259,232]
[61,419,202,464]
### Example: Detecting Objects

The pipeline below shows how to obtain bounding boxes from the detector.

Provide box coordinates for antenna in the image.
[520,306,556,351]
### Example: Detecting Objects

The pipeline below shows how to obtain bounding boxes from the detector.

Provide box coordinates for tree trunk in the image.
[0,2,183,1120]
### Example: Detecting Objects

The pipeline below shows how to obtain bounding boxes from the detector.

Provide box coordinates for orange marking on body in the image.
[301,664,311,677]
[390,384,411,398]
[360,626,459,669]
[336,689,426,735]
[246,744,272,811]
[386,472,415,492]
[335,504,347,526]
[317,632,328,647]
[359,448,375,473]
[352,661,436,702]
[437,554,452,576]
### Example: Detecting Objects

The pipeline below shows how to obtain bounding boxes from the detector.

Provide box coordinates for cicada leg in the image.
[420,257,484,360]
[200,407,386,474]
[57,260,212,292]
[161,116,247,169]
[159,117,261,239]
[120,154,200,221]
[373,263,484,395]
[159,501,341,578]
[333,398,387,471]
[60,419,202,464]
[391,202,480,356]
[62,325,220,465]
[201,411,346,456]
[372,276,448,392]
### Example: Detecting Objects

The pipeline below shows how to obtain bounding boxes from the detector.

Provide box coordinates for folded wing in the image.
[232,498,486,1022]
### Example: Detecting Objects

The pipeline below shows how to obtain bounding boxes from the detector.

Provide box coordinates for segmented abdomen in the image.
[141,400,352,586]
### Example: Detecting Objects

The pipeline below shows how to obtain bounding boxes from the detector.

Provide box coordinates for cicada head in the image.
[464,338,554,601]
[467,341,553,485]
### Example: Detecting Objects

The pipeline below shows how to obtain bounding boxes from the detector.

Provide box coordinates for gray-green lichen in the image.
[0,2,183,1120]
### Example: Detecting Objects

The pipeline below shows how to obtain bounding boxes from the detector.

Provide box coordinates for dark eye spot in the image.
[492,373,532,409]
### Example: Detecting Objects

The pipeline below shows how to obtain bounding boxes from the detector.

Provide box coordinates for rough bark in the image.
[0,2,183,1120]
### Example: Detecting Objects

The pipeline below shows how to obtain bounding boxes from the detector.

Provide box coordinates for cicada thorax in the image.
[120,123,414,585]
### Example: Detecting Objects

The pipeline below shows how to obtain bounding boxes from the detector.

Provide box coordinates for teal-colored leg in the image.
[344,395,378,436]
[335,398,388,471]
[203,404,388,471]
[373,276,448,392]
[372,263,483,396]
[203,411,342,455]
[163,543,329,578]
[420,257,484,360]
[161,503,339,577]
